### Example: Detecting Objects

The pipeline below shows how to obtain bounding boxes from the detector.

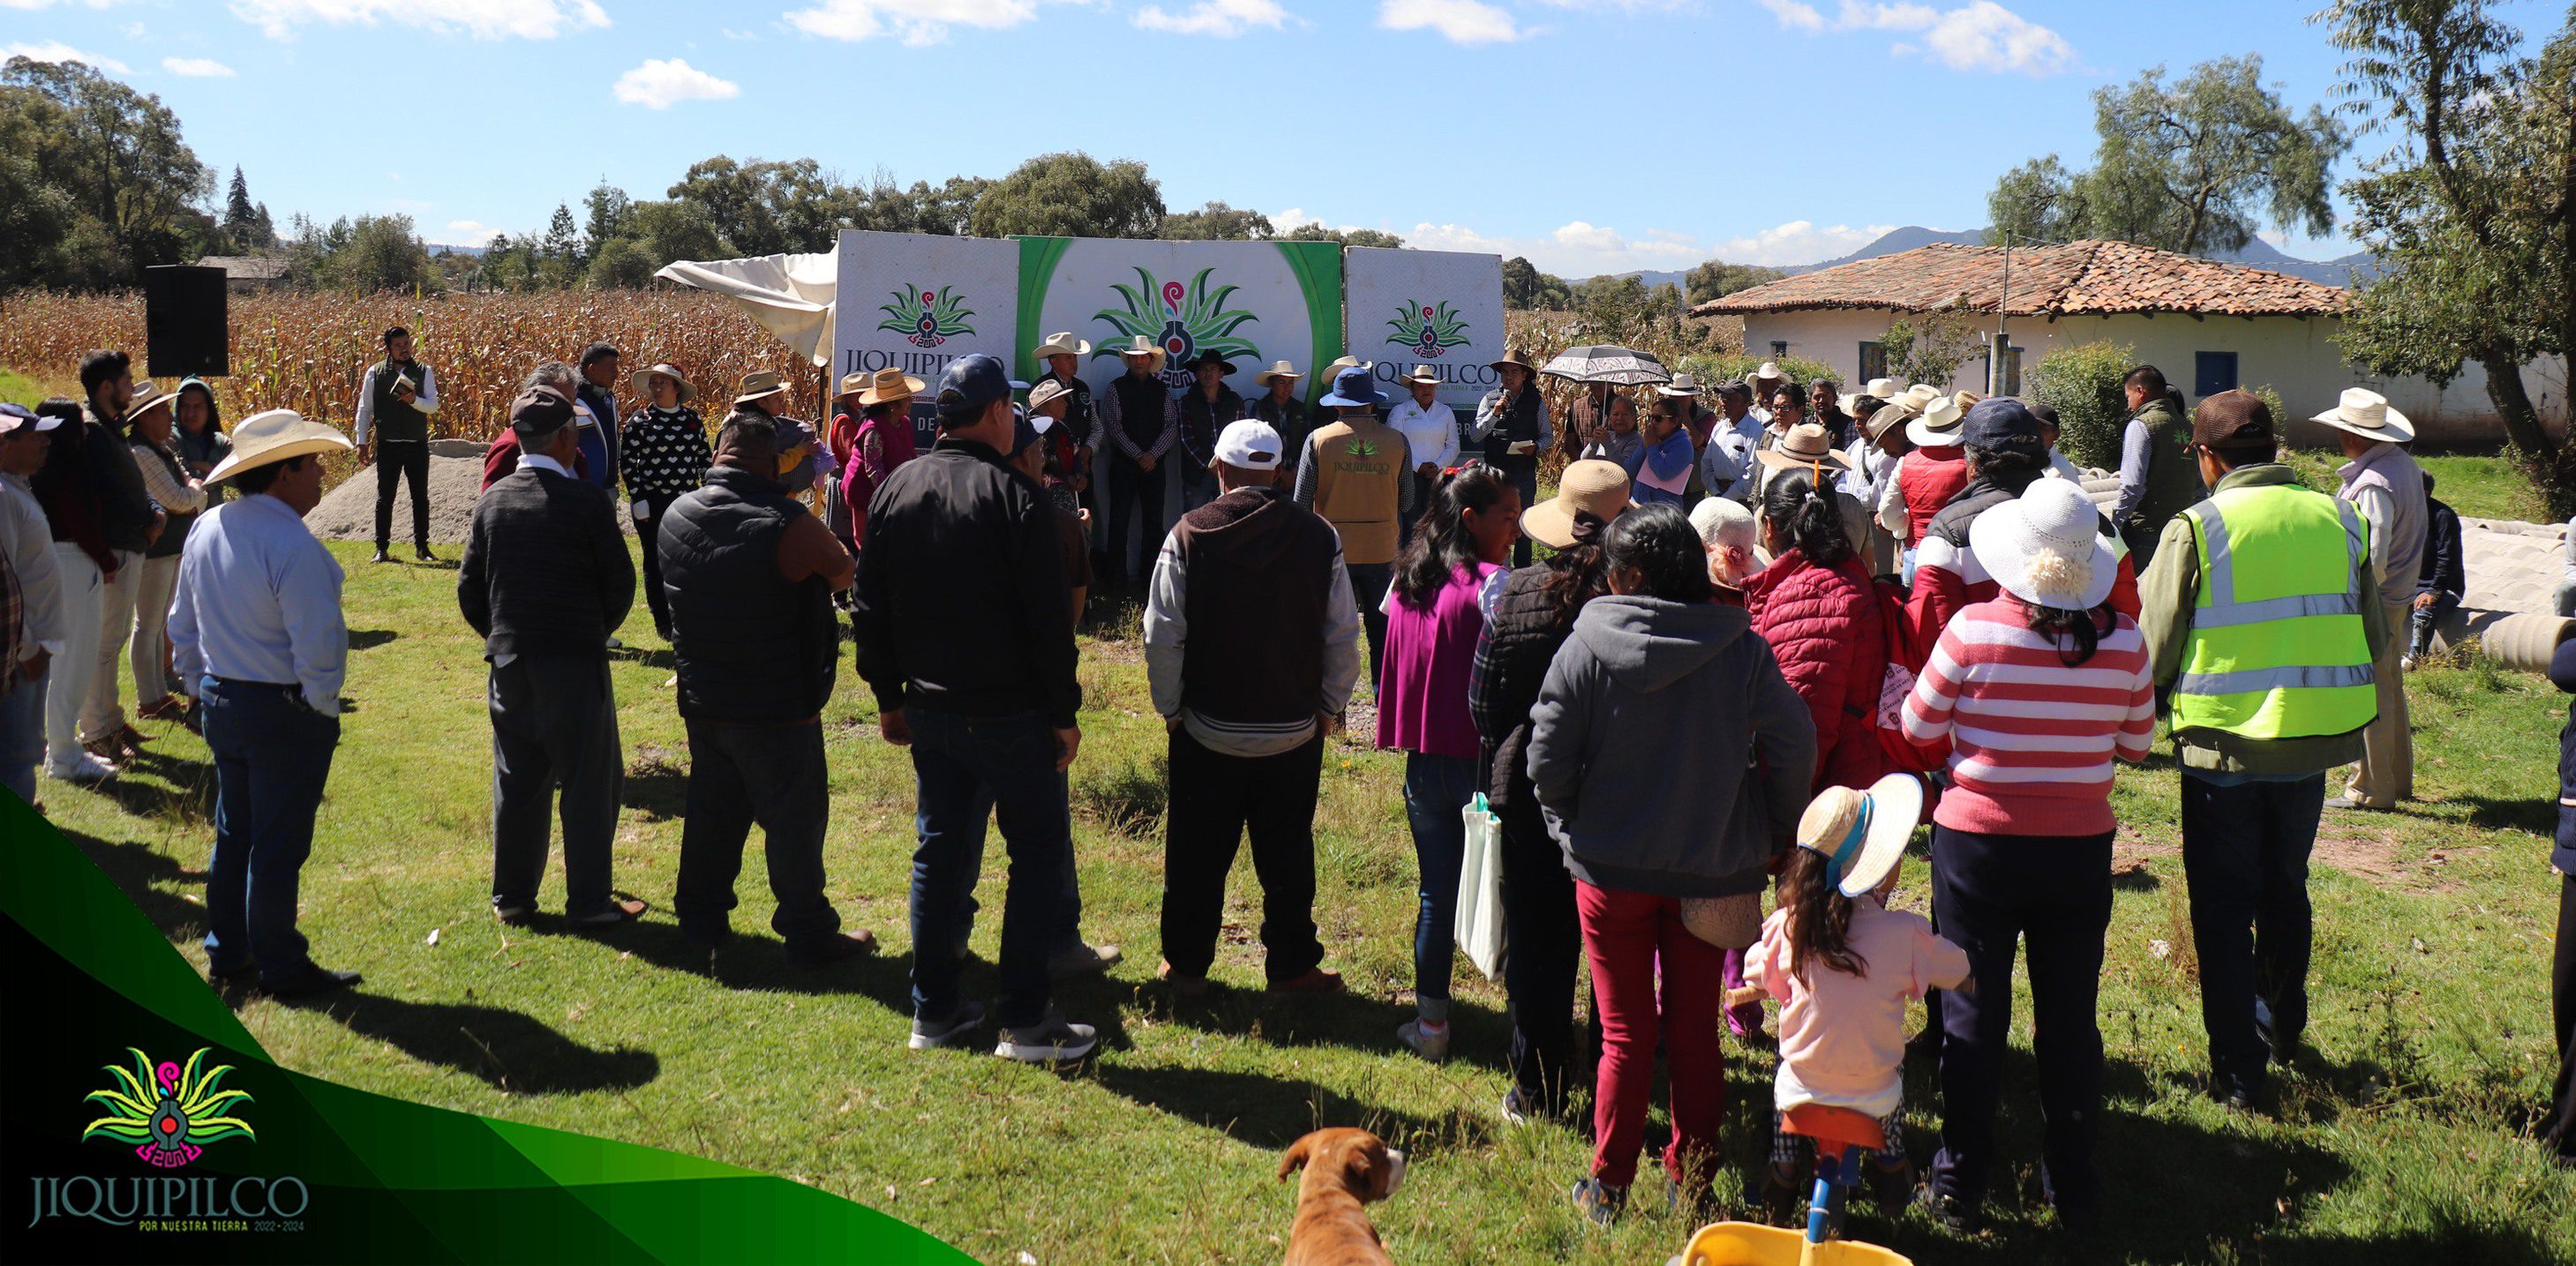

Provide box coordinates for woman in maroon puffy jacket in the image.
[1745,471,1889,794]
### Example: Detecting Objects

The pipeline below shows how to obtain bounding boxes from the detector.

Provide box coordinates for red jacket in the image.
[1896,446,1967,546]
[1746,549,1889,793]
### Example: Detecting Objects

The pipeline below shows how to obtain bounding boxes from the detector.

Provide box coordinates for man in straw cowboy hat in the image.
[460,388,644,931]
[352,326,439,564]
[2316,386,2425,812]
[1097,334,1182,586]
[169,407,363,998]
[837,367,926,551]
[730,370,822,498]
[621,363,710,641]
[1248,359,1311,462]
[1032,333,1099,506]
[2137,389,2392,1110]
[1875,391,1968,553]
[1293,366,1416,681]
[2111,365,2205,567]
[1746,361,1788,426]
[1471,348,1552,567]
[1386,365,1459,540]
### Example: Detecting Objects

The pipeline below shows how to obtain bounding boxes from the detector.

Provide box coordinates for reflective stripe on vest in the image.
[2172,483,2377,740]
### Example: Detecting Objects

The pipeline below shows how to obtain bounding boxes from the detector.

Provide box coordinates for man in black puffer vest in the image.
[459,388,642,927]
[660,411,874,968]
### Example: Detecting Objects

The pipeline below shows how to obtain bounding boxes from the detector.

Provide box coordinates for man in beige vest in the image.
[1292,366,1413,683]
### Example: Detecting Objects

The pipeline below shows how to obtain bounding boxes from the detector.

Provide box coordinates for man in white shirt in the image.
[1385,365,1457,542]
[0,404,66,803]
[351,326,440,564]
[1701,382,1763,500]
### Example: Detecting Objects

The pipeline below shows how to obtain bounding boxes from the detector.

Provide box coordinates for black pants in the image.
[373,438,431,551]
[1498,777,1586,1113]
[2549,871,2576,1161]
[2179,772,2323,1083]
[488,655,623,917]
[1160,729,1326,983]
[633,492,680,640]
[1930,825,2112,1214]
[1348,562,1392,691]
[674,716,842,950]
[1105,454,1164,584]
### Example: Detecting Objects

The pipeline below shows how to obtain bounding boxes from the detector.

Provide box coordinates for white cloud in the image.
[1,40,131,72]
[1376,0,1520,44]
[1834,0,2072,75]
[446,219,504,242]
[229,0,610,41]
[1134,0,1289,37]
[162,56,237,76]
[1755,0,1823,29]
[1,1,124,10]
[612,57,740,108]
[784,0,1037,45]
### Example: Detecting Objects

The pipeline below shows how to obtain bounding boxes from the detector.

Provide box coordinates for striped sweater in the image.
[1900,596,2156,837]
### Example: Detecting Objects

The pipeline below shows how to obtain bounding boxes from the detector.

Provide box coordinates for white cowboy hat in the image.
[1901,384,1942,409]
[1747,361,1786,384]
[2309,387,2415,445]
[126,379,176,421]
[1116,334,1168,373]
[206,408,352,484]
[1404,364,1440,386]
[1032,331,1092,359]
[1906,394,1965,448]
[1755,422,1856,473]
[633,363,696,404]
[1864,377,1905,401]
[1968,476,2118,612]
[1026,378,1071,414]
[1251,359,1303,386]
[1657,373,1704,399]
[1797,774,1926,898]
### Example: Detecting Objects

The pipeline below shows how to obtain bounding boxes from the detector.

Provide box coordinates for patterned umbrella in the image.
[1540,344,1671,386]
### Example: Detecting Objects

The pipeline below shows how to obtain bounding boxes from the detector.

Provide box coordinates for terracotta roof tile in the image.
[1691,240,2347,319]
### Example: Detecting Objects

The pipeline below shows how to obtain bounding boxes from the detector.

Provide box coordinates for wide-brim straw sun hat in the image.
[1033,332,1092,359]
[1901,383,1942,410]
[1117,334,1168,373]
[634,363,696,404]
[1027,378,1071,414]
[858,368,926,408]
[1865,377,1905,401]
[1521,459,1633,550]
[1755,422,1854,472]
[1252,359,1303,386]
[2309,386,2415,445]
[1967,476,2118,611]
[125,378,175,421]
[205,408,352,484]
[1797,773,1926,898]
[1866,401,1919,443]
[1906,394,1966,447]
[733,371,791,408]
[1657,373,1704,398]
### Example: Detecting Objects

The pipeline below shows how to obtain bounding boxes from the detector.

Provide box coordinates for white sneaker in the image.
[45,753,118,784]
[909,1000,986,1051]
[994,1010,1098,1063]
[1399,1017,1450,1062]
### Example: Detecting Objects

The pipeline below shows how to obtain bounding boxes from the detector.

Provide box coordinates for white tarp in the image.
[654,251,839,367]
[829,230,1021,384]
[1341,245,1506,408]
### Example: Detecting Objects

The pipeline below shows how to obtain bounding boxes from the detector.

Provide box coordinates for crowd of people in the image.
[2,329,2572,1240]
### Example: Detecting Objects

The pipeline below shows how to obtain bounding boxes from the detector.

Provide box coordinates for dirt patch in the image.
[2312,828,2470,893]
[2112,826,2175,877]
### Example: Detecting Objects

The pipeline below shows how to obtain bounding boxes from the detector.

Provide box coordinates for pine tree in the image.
[222,165,274,252]
[544,203,582,267]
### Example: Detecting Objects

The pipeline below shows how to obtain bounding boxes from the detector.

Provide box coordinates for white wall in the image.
[1742,308,2568,448]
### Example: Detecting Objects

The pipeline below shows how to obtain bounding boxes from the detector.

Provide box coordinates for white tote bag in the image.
[1454,793,1506,981]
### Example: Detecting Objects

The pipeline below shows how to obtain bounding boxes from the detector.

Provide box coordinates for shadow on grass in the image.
[273,990,660,1095]
[59,829,210,944]
[348,628,399,651]
[1152,983,1513,1076]
[2452,793,2557,836]
[608,645,677,672]
[88,749,214,821]
[1089,1062,1493,1157]
[605,918,914,1011]
[620,745,687,821]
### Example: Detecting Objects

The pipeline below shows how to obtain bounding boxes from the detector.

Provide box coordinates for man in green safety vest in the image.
[2138,390,2389,1112]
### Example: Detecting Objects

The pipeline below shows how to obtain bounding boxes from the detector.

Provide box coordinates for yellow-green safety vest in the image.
[2172,483,2377,739]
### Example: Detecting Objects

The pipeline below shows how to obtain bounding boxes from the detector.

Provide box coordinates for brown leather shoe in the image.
[1265,967,1345,995]
[136,696,186,722]
[115,723,149,750]
[1156,960,1211,998]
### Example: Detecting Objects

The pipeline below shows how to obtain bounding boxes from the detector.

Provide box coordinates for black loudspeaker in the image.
[143,266,229,378]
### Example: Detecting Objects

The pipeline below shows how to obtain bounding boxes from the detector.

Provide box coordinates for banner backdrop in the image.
[830,229,1020,386]
[1013,237,1344,406]
[1341,245,1506,408]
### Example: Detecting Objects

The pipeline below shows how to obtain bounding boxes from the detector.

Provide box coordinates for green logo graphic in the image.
[83,1046,255,1168]
[1343,438,1379,460]
[1386,300,1470,359]
[1092,267,1262,384]
[877,285,975,348]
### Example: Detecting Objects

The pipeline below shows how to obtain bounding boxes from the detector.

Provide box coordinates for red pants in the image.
[1577,880,1728,1190]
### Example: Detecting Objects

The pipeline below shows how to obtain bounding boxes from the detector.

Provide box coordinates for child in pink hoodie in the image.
[1744,775,1968,1213]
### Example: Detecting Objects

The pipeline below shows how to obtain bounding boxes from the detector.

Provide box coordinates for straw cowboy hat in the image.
[1969,476,2118,612]
[1865,377,1906,401]
[1901,383,1943,410]
[1797,773,1926,898]
[205,408,352,485]
[1747,361,1786,386]
[856,367,925,408]
[1489,348,1537,374]
[125,379,175,421]
[1319,354,1371,382]
[1656,372,1706,399]
[1116,334,1168,373]
[1906,393,1965,448]
[733,371,791,409]
[1755,422,1854,473]
[1251,359,1304,387]
[1521,459,1633,550]
[1404,364,1440,386]
[1032,331,1092,359]
[2309,387,2415,445]
[1866,401,1919,443]
[1028,378,1074,415]
[633,363,695,404]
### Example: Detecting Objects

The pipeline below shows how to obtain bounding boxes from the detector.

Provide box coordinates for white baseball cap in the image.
[1214,419,1284,470]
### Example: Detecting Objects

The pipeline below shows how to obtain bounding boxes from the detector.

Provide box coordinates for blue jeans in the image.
[199,677,340,980]
[1,661,44,803]
[1402,751,1479,1023]
[952,784,1087,957]
[906,707,1070,1030]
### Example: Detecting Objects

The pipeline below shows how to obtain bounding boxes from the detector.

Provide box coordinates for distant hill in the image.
[428,243,489,258]
[1778,226,1988,275]
[1577,225,2376,289]
[1592,268,1691,291]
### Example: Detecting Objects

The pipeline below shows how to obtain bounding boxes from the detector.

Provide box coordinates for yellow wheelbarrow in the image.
[1677,1105,1911,1266]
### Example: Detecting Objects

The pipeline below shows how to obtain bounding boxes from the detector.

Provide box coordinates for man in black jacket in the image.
[857,354,1095,1063]
[458,389,643,927]
[2407,472,2465,667]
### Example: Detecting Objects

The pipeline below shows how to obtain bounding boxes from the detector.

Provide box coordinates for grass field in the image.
[23,533,2576,1266]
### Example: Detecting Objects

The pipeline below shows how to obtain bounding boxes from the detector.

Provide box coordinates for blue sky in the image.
[4,0,2564,274]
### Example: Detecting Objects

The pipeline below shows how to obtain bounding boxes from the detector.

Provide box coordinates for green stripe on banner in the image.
[1275,241,1344,409]
[0,793,972,1264]
[1013,236,1072,384]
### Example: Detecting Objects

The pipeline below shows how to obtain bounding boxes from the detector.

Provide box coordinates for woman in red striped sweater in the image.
[1898,476,2155,1235]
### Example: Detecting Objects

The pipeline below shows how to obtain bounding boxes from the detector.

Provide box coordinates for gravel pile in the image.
[304,439,635,543]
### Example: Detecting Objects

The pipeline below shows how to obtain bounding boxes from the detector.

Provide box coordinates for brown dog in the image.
[1279,1127,1405,1266]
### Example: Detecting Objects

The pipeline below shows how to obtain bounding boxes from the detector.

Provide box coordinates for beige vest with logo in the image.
[1309,415,1405,565]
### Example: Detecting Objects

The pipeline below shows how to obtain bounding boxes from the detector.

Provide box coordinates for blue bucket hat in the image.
[1318,366,1385,408]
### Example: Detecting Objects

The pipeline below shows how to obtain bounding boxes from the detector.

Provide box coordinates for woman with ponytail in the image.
[1378,461,1522,1063]
[1528,503,1818,1225]
[1746,470,1889,794]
